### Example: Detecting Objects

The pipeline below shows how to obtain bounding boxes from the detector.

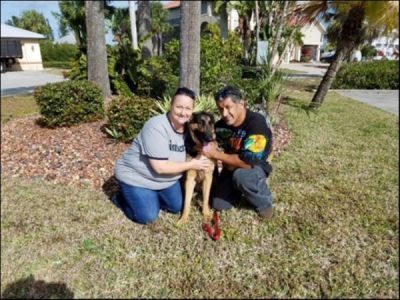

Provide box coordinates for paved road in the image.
[1,70,66,97]
[333,90,399,115]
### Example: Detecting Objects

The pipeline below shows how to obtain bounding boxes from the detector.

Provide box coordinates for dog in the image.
[177,111,217,224]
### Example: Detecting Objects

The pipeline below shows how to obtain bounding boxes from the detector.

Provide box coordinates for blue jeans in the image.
[212,166,273,213]
[112,179,183,225]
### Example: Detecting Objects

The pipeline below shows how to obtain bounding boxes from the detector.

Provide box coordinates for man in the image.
[201,86,274,219]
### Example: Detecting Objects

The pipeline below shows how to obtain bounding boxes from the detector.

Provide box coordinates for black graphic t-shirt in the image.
[215,109,273,175]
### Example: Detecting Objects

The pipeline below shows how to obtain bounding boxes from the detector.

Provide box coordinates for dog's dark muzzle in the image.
[195,129,215,144]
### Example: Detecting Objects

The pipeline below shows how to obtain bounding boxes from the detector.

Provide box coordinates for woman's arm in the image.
[149,155,210,175]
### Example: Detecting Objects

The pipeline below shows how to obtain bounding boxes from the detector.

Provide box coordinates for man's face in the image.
[217,97,245,127]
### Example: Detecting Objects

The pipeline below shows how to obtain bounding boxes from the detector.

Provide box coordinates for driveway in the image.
[333,90,399,115]
[1,70,66,97]
[280,62,329,77]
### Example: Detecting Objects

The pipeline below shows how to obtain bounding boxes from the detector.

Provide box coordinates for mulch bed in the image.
[1,115,292,192]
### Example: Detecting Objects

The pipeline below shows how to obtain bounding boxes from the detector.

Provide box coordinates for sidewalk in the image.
[333,90,399,115]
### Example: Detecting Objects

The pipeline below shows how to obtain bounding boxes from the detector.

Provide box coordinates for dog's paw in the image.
[177,217,188,226]
[203,214,212,222]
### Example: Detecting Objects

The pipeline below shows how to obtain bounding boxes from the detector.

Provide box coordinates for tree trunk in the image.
[85,1,111,101]
[309,5,365,109]
[129,1,138,50]
[309,50,347,108]
[268,1,288,68]
[137,1,152,58]
[180,1,201,95]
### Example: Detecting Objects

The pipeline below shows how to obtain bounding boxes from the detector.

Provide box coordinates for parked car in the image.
[320,50,335,63]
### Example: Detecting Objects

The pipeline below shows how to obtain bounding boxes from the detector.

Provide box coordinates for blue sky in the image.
[1,0,131,44]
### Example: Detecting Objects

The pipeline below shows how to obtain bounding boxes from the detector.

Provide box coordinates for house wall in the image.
[11,39,43,71]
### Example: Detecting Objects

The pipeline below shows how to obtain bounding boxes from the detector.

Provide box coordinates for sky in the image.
[1,0,131,44]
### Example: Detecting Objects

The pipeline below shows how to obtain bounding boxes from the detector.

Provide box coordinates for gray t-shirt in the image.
[115,113,186,190]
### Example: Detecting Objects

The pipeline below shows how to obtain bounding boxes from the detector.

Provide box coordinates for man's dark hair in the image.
[214,86,243,104]
[172,87,196,102]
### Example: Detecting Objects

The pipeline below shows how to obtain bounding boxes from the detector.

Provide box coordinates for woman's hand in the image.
[190,155,210,170]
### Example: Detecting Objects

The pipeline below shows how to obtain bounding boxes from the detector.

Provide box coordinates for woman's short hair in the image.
[172,87,196,103]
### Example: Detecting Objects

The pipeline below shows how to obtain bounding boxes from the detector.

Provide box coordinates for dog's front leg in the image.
[202,171,213,222]
[177,170,196,225]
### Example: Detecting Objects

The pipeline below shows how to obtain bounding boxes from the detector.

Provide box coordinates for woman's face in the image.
[169,94,194,127]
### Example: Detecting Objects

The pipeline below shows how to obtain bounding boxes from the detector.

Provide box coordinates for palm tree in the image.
[215,0,255,64]
[85,1,111,100]
[151,1,173,56]
[294,1,399,109]
[52,0,86,52]
[180,1,201,95]
[6,10,54,40]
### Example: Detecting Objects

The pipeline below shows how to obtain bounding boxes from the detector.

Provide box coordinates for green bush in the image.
[361,45,377,59]
[200,24,243,96]
[34,80,104,127]
[105,95,158,142]
[43,61,73,69]
[40,41,79,64]
[332,60,399,89]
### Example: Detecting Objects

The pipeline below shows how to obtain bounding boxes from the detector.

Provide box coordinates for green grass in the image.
[1,94,39,124]
[1,79,399,298]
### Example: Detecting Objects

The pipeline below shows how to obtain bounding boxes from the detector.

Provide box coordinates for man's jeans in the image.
[112,179,183,224]
[212,165,273,213]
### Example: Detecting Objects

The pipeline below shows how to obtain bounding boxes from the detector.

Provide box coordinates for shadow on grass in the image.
[102,175,119,201]
[1,274,74,299]
[283,96,319,118]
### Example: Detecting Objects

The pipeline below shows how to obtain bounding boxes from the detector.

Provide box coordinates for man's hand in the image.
[201,142,219,160]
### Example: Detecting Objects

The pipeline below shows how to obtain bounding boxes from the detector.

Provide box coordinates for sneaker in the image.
[258,206,273,219]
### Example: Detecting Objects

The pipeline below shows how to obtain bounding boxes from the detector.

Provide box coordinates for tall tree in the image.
[180,1,201,95]
[215,0,255,64]
[294,1,399,109]
[137,1,152,58]
[85,1,111,100]
[151,1,173,56]
[6,10,54,40]
[52,1,86,51]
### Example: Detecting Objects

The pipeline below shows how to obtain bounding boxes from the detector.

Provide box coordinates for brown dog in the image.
[178,111,217,224]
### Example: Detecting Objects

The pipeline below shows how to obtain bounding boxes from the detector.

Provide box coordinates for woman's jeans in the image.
[211,165,273,213]
[112,179,183,225]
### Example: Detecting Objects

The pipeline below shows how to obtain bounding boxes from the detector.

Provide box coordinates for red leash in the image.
[202,211,221,241]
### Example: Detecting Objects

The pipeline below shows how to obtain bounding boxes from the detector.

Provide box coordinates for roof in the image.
[164,0,180,9]
[1,23,46,39]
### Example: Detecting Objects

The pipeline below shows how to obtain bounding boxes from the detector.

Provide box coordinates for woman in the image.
[112,87,210,224]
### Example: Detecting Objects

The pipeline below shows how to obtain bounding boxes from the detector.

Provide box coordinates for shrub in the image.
[332,60,399,89]
[40,40,79,65]
[105,95,158,142]
[43,61,73,69]
[34,80,104,127]
[361,45,377,59]
[200,24,243,96]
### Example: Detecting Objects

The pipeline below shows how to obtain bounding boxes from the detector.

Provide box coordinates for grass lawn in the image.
[1,94,39,125]
[1,80,398,298]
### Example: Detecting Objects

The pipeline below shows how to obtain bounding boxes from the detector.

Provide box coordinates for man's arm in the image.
[201,142,251,170]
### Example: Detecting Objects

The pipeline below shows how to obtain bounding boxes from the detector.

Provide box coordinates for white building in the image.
[1,23,46,71]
